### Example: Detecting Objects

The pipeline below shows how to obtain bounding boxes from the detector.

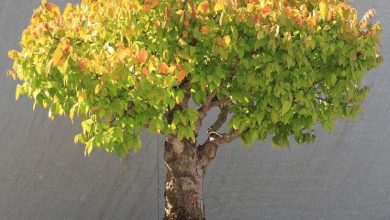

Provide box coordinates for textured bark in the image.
[164,140,205,220]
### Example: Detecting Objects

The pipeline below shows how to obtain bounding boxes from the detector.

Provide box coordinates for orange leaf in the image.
[198,2,209,14]
[159,62,169,74]
[253,14,260,24]
[154,20,161,28]
[78,59,89,71]
[328,10,336,21]
[177,69,187,82]
[200,25,209,35]
[285,8,291,17]
[262,4,272,14]
[152,0,159,7]
[308,17,317,28]
[113,74,120,81]
[142,67,150,76]
[297,17,303,27]
[144,4,151,12]
[45,3,60,17]
[184,19,190,27]
[136,48,148,64]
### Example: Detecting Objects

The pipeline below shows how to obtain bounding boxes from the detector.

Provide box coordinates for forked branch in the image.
[198,129,241,169]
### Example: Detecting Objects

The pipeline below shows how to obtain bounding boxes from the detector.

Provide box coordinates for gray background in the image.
[0,1,389,219]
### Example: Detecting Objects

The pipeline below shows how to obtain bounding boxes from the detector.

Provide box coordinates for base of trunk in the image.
[164,140,205,220]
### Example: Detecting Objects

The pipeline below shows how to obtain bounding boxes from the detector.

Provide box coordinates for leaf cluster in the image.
[8,0,382,155]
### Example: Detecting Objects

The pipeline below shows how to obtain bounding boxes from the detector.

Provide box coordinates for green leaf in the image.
[281,100,291,115]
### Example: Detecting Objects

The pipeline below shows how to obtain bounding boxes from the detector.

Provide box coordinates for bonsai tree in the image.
[7,0,382,219]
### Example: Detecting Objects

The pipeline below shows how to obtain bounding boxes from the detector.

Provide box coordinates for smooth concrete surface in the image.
[1,1,389,220]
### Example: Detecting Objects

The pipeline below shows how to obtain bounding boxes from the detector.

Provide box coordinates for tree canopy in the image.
[8,0,382,156]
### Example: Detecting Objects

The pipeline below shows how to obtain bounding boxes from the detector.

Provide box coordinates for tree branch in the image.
[197,129,241,170]
[195,92,217,132]
[194,58,240,133]
[179,80,192,109]
[314,96,332,104]
[208,105,229,133]
[209,129,241,145]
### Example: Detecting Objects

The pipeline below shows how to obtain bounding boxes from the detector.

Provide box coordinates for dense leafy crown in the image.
[8,0,382,156]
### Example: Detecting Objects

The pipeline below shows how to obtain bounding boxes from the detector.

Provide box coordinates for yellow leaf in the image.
[64,3,73,18]
[84,140,93,156]
[69,106,76,122]
[214,2,224,12]
[8,50,19,59]
[319,1,328,20]
[95,84,102,94]
[52,46,65,67]
[224,35,231,46]
[78,91,88,102]
[45,3,61,17]
[15,85,22,100]
[167,65,176,74]
[52,41,71,67]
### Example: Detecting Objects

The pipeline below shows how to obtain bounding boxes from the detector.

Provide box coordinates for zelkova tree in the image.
[7,0,382,219]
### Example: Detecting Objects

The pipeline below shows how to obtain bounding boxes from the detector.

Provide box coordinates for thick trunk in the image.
[163,140,205,220]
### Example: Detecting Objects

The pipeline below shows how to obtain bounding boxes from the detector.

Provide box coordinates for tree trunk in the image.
[163,139,205,220]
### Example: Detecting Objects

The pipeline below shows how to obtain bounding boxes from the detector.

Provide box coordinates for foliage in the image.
[8,0,382,156]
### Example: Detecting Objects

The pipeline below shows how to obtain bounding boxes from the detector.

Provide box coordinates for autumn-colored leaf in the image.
[8,50,19,60]
[166,5,171,22]
[214,1,224,12]
[136,48,148,64]
[253,14,260,24]
[142,67,150,76]
[167,65,176,74]
[328,10,336,21]
[297,17,303,27]
[113,74,120,81]
[177,69,187,82]
[341,4,352,11]
[285,8,291,17]
[154,20,161,28]
[45,3,60,17]
[116,41,125,50]
[152,0,159,7]
[216,37,224,46]
[7,0,382,159]
[52,41,71,67]
[200,25,209,35]
[184,19,190,27]
[198,1,209,14]
[144,4,151,12]
[78,91,88,102]
[159,62,169,74]
[308,17,317,28]
[78,59,89,72]
[224,35,231,46]
[262,4,272,14]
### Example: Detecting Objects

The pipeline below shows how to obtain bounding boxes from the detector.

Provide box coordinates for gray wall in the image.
[1,1,389,220]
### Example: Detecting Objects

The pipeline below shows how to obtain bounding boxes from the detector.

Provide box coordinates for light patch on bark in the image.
[171,138,184,154]
[180,177,195,191]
